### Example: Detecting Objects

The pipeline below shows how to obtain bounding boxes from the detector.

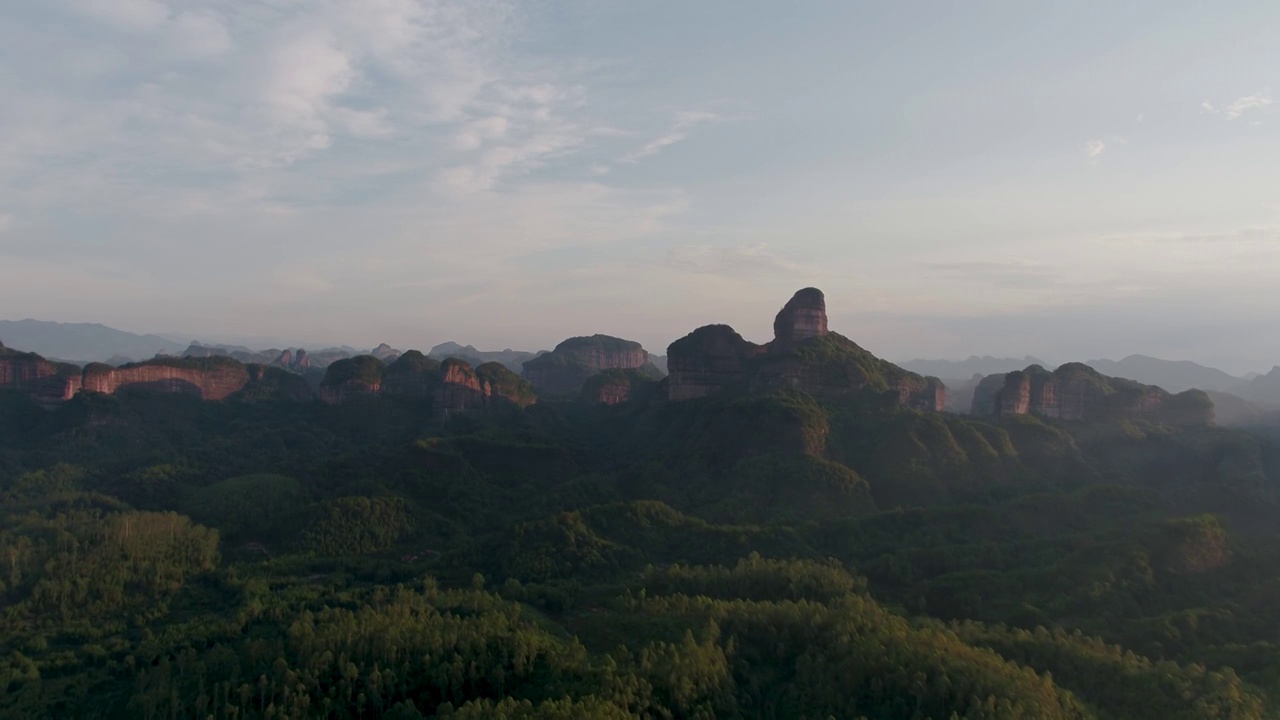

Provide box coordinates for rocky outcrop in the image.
[314,353,538,414]
[436,358,486,414]
[772,287,828,346]
[2,341,317,405]
[522,335,657,396]
[82,358,252,400]
[667,325,765,401]
[969,363,1214,426]
[665,289,947,409]
[475,362,537,409]
[581,368,662,406]
[318,356,385,404]
[0,342,82,407]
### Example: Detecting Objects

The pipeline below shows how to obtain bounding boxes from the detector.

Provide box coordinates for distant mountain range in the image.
[0,320,187,364]
[3,318,1278,412]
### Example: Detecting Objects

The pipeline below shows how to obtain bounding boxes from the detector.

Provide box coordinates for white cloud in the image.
[1224,91,1271,120]
[1203,91,1272,120]
[620,110,720,163]
[1135,112,1145,123]
[1085,139,1106,159]
[0,214,11,233]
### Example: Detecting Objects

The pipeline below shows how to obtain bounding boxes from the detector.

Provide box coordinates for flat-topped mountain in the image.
[522,334,662,396]
[666,288,946,410]
[971,363,1213,426]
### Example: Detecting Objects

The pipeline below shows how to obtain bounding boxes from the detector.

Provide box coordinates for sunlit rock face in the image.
[0,344,82,407]
[82,360,250,400]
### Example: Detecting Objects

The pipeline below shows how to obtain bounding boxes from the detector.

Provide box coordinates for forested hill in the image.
[4,360,1280,717]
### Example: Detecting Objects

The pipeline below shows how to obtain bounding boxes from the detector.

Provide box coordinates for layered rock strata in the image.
[522,335,657,396]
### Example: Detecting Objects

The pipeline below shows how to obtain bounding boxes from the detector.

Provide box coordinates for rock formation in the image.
[435,359,537,415]
[969,363,1214,426]
[381,351,441,398]
[435,358,486,413]
[316,353,537,413]
[475,362,538,409]
[772,287,828,346]
[667,325,763,401]
[665,288,947,410]
[581,368,662,406]
[522,335,658,396]
[0,344,316,406]
[318,356,385,404]
[0,342,82,407]
[81,357,254,400]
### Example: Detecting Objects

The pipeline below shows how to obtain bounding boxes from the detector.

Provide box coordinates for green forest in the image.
[4,383,1280,719]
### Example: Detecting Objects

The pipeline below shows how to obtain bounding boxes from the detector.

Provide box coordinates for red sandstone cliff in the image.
[522,335,655,396]
[82,358,251,400]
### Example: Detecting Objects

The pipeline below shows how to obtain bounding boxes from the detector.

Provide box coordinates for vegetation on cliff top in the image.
[322,354,386,386]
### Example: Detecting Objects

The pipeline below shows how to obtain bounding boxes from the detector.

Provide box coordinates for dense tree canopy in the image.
[2,383,1280,718]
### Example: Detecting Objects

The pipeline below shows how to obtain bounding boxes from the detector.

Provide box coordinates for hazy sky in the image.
[2,1,1278,373]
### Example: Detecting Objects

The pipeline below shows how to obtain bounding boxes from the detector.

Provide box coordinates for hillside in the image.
[3,289,1280,718]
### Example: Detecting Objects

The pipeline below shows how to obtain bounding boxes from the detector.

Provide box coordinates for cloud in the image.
[664,243,804,277]
[1224,91,1271,120]
[0,214,11,233]
[1203,91,1271,120]
[620,110,720,164]
[1085,139,1106,159]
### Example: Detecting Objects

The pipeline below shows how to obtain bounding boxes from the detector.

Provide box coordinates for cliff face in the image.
[0,344,82,407]
[436,358,486,414]
[665,288,947,410]
[772,287,829,346]
[970,363,1214,426]
[82,358,252,400]
[522,335,654,396]
[667,325,764,401]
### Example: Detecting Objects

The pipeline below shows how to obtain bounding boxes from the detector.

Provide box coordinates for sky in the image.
[1,1,1279,373]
